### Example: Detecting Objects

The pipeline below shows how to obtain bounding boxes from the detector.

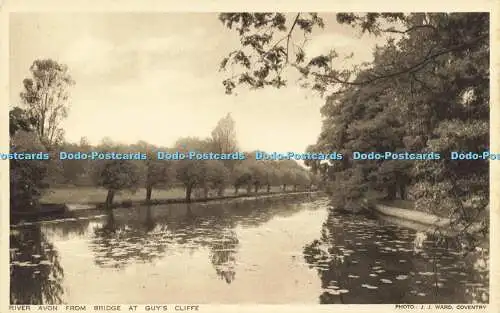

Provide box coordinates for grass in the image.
[41,185,286,204]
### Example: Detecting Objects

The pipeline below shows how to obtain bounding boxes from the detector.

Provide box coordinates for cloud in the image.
[60,29,221,85]
[61,34,119,76]
[125,34,213,55]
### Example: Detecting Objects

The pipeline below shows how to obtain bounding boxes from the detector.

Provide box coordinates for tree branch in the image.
[312,34,488,86]
[382,24,439,35]
[285,13,301,64]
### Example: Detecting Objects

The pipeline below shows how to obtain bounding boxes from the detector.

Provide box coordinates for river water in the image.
[10,194,489,304]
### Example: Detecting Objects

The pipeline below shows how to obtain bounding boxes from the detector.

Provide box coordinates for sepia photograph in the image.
[6,10,492,307]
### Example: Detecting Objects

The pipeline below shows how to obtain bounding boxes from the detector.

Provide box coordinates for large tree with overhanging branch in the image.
[218,13,489,248]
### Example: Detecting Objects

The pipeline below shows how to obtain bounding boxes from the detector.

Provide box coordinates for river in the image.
[9,194,489,304]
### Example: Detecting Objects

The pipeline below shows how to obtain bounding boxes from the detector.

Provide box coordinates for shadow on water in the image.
[10,224,64,304]
[303,210,489,304]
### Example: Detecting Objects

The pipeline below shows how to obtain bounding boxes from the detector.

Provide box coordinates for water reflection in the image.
[85,197,308,273]
[89,203,243,282]
[10,194,488,304]
[42,217,92,240]
[209,229,239,284]
[10,193,314,303]
[90,209,167,268]
[303,211,489,304]
[10,224,64,304]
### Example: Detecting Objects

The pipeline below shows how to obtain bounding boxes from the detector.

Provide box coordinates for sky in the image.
[9,13,383,153]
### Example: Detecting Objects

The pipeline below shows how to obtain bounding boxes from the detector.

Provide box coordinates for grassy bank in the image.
[41,186,286,204]
[377,199,448,221]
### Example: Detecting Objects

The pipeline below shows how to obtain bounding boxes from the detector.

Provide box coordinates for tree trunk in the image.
[144,205,155,232]
[234,186,239,195]
[254,183,259,193]
[294,185,297,192]
[105,189,115,209]
[203,185,209,199]
[185,184,193,202]
[103,210,116,233]
[386,184,397,200]
[283,184,286,191]
[146,185,153,203]
[186,204,194,220]
[267,184,271,193]
[246,184,252,194]
[217,187,224,197]
[399,183,406,200]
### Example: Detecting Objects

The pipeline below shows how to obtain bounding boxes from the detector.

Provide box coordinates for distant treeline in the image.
[57,135,319,205]
[10,98,320,211]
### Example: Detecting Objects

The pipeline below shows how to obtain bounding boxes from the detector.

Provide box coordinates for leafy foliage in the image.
[211,113,239,154]
[9,107,37,137]
[20,59,75,149]
[92,160,141,193]
[10,130,50,212]
[220,12,490,246]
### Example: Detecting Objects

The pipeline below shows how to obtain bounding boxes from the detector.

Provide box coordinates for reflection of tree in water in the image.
[86,196,312,284]
[304,211,489,304]
[144,205,156,232]
[90,208,167,268]
[10,224,64,304]
[228,198,304,227]
[208,229,239,284]
[40,218,91,240]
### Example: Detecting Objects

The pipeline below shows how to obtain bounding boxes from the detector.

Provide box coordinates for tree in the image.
[79,136,91,148]
[205,160,231,196]
[145,157,174,202]
[9,108,50,213]
[248,161,267,193]
[20,59,75,149]
[76,137,93,185]
[59,142,87,184]
[174,137,212,202]
[293,170,311,191]
[309,172,321,191]
[92,160,141,209]
[260,161,280,193]
[231,163,252,194]
[281,169,295,192]
[211,113,239,153]
[137,143,175,203]
[219,13,490,247]
[274,159,304,191]
[218,13,487,95]
[211,113,240,171]
[9,107,37,137]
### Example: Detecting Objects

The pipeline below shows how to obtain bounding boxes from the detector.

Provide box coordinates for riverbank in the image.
[12,190,322,222]
[371,202,487,244]
[71,189,321,210]
[40,185,285,204]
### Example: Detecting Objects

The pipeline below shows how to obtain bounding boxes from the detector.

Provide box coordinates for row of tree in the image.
[56,133,319,207]
[9,60,318,212]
